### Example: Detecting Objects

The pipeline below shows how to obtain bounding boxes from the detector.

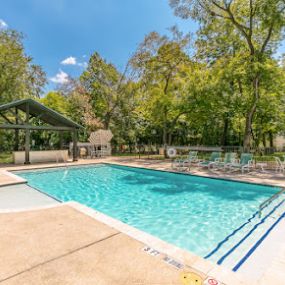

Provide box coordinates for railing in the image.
[258,187,285,218]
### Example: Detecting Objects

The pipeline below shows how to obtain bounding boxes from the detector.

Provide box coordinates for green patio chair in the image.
[213,152,237,170]
[172,151,198,171]
[181,151,198,167]
[228,153,254,173]
[198,152,221,169]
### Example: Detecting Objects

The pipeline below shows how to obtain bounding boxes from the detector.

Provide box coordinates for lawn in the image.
[0,152,13,164]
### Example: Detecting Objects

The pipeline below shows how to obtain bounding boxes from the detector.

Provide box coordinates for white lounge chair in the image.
[274,157,285,172]
[228,153,254,173]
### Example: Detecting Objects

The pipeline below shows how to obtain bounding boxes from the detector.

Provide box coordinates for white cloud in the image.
[0,19,8,29]
[61,56,77,65]
[50,70,69,84]
[78,61,88,68]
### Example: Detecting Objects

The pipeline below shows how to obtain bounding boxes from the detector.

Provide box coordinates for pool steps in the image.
[206,194,285,271]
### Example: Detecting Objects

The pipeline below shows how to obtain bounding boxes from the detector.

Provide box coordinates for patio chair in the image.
[228,153,254,174]
[197,152,222,169]
[213,152,237,170]
[274,157,285,172]
[182,151,199,167]
[172,151,198,170]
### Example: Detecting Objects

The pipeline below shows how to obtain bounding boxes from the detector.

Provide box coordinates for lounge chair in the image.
[228,153,253,173]
[198,152,221,169]
[172,151,198,171]
[274,157,285,172]
[212,152,237,170]
[181,151,199,167]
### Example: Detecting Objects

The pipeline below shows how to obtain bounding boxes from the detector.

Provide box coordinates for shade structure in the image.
[88,129,113,156]
[89,129,113,145]
[0,98,83,164]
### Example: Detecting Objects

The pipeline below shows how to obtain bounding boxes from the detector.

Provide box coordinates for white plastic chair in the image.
[274,157,285,172]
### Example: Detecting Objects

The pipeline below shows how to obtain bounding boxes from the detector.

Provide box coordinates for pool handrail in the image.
[258,187,285,218]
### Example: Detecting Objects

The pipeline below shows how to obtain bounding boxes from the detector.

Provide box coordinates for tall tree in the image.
[80,52,131,129]
[170,0,285,150]
[0,29,46,104]
[130,28,192,147]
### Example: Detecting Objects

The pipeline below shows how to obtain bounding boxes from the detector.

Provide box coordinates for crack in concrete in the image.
[0,232,121,283]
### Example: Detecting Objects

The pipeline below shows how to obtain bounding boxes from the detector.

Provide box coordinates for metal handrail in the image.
[258,187,285,218]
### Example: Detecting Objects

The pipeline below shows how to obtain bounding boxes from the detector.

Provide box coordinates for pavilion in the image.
[0,98,82,164]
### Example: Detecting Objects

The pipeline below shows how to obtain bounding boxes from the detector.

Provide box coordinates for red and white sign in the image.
[204,277,221,285]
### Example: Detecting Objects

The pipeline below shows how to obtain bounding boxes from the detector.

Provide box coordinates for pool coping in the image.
[2,160,285,284]
[0,170,27,187]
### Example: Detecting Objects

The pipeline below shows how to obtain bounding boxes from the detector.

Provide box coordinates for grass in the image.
[0,150,283,164]
[113,151,285,164]
[0,152,13,164]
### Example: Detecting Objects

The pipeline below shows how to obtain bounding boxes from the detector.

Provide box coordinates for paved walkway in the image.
[0,170,26,186]
[0,184,59,211]
[0,205,218,285]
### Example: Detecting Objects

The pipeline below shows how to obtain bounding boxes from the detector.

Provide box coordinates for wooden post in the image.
[73,129,78,161]
[24,103,30,164]
[59,131,63,149]
[14,107,19,151]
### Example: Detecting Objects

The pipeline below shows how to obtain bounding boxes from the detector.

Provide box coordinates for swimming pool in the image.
[17,164,284,270]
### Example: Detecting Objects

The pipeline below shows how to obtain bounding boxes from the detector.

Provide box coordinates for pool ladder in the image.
[258,187,285,218]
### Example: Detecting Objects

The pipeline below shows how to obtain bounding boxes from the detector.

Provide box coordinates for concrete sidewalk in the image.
[0,184,59,211]
[0,205,209,285]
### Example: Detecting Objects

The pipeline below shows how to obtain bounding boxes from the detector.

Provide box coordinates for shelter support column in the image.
[24,102,30,164]
[73,129,78,161]
[59,131,63,149]
[24,129,30,164]
[14,107,19,151]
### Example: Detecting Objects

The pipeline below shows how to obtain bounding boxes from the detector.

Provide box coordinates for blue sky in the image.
[1,1,284,92]
[1,0,196,92]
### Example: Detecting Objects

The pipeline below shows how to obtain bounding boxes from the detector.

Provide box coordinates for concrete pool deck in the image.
[1,157,285,284]
[0,184,59,211]
[0,203,248,285]
[0,170,26,186]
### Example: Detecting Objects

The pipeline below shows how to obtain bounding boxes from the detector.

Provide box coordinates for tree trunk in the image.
[243,77,259,152]
[163,121,167,157]
[262,134,266,148]
[103,112,112,129]
[162,108,168,158]
[168,132,172,146]
[221,117,229,146]
[269,131,274,148]
[104,120,110,129]
[243,104,256,152]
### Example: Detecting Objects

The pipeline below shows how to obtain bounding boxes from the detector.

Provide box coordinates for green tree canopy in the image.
[170,0,285,150]
[0,29,46,105]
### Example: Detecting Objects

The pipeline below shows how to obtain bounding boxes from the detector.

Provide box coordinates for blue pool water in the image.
[17,164,279,258]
